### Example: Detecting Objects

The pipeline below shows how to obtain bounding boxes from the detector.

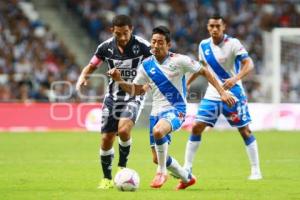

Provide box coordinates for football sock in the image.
[100,148,114,180]
[244,134,261,172]
[183,134,201,171]
[167,156,191,182]
[154,136,168,175]
[118,137,132,167]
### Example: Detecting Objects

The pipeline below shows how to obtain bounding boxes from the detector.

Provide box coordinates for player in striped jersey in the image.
[76,15,152,189]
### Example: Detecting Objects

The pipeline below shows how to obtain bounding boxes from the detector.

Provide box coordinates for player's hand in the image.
[107,68,122,81]
[76,76,88,91]
[220,92,236,107]
[223,77,238,90]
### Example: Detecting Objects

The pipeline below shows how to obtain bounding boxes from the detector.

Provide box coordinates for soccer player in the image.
[76,15,152,189]
[108,26,236,189]
[182,14,262,180]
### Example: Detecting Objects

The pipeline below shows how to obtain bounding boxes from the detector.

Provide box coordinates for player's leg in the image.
[184,99,220,172]
[238,125,262,180]
[150,117,172,188]
[183,121,206,172]
[117,100,141,168]
[98,98,119,189]
[117,118,134,168]
[222,98,262,180]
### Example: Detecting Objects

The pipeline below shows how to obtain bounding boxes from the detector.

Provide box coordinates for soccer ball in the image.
[114,168,140,191]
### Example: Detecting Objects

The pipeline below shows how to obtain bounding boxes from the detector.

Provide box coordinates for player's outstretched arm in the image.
[76,64,97,91]
[107,68,146,96]
[199,66,236,107]
[223,57,254,90]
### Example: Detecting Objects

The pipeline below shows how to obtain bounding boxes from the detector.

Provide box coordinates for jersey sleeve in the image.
[94,43,106,61]
[133,64,149,85]
[232,38,249,61]
[178,54,202,74]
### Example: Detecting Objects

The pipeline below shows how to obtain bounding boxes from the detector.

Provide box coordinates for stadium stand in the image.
[65,0,300,103]
[0,0,81,102]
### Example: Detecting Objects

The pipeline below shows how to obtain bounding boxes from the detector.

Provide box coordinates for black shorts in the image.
[101,97,142,133]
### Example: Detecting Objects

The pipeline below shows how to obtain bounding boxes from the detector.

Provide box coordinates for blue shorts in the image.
[149,110,185,147]
[196,98,251,128]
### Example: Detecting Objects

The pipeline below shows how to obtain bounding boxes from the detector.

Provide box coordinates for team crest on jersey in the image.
[132,44,140,55]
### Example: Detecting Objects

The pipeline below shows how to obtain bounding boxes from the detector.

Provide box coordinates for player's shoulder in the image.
[224,35,241,44]
[96,37,114,50]
[199,38,211,45]
[133,35,150,46]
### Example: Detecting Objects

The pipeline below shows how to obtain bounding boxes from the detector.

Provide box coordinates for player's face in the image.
[112,25,133,48]
[207,19,225,39]
[151,33,170,60]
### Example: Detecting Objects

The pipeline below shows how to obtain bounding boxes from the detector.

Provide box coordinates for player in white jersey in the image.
[182,14,262,181]
[108,26,235,190]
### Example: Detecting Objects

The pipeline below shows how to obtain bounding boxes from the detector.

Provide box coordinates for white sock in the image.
[183,135,201,171]
[118,137,132,147]
[167,156,190,182]
[245,139,261,174]
[155,137,168,175]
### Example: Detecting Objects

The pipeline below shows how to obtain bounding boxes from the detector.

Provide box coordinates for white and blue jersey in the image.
[197,35,251,127]
[134,52,202,116]
[133,52,202,146]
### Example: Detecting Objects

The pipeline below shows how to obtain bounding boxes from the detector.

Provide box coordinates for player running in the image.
[182,14,262,181]
[108,26,235,189]
[76,15,152,189]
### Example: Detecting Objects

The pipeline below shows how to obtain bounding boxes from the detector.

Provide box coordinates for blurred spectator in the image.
[0,0,80,102]
[65,0,300,103]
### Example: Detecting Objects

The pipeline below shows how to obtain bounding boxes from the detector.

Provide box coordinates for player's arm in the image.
[76,55,103,91]
[107,68,147,96]
[223,57,254,90]
[199,66,236,107]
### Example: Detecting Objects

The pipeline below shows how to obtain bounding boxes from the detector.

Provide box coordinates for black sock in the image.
[118,144,131,167]
[101,154,114,179]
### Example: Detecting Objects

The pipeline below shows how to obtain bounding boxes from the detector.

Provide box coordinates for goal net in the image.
[262,28,300,103]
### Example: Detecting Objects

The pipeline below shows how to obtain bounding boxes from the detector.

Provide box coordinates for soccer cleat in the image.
[248,168,262,180]
[150,173,168,188]
[97,178,114,189]
[248,172,262,180]
[175,175,196,190]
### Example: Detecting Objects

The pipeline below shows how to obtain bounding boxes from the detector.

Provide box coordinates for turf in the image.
[0,129,299,200]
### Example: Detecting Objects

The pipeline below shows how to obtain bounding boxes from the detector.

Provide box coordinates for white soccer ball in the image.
[114,168,140,191]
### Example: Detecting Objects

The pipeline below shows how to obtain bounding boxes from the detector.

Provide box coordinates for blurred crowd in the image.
[65,0,300,102]
[0,0,80,102]
[0,0,300,103]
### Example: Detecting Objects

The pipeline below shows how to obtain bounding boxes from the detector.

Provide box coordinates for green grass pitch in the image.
[0,129,299,200]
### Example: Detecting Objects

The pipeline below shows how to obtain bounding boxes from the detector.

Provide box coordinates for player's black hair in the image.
[152,26,171,43]
[208,14,226,23]
[112,15,132,27]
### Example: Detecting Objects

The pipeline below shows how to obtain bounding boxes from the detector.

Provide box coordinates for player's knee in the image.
[238,126,251,138]
[192,122,205,134]
[102,134,115,144]
[153,127,164,139]
[118,127,131,140]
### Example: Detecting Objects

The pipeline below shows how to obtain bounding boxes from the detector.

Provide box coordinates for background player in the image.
[108,26,235,189]
[76,15,152,189]
[183,14,262,180]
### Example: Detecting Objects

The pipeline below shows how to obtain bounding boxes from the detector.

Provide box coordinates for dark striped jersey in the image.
[95,35,151,101]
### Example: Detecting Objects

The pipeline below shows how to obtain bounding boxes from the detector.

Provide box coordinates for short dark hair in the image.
[152,26,171,43]
[112,15,132,27]
[208,14,226,23]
